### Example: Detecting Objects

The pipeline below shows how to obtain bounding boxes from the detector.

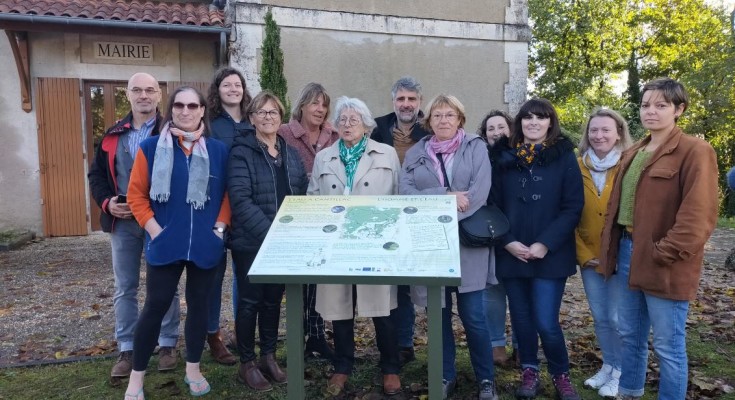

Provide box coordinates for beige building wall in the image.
[230,1,529,130]
[0,30,218,233]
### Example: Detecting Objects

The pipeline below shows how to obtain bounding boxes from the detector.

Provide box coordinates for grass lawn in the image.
[1,325,733,400]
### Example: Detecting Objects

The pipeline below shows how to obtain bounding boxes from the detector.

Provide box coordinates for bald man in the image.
[88,73,180,377]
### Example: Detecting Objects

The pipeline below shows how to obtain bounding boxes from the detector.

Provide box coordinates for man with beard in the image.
[371,76,430,365]
[88,72,180,378]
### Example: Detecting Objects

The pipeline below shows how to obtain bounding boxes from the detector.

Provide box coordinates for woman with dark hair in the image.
[477,109,516,366]
[228,91,308,391]
[599,78,718,399]
[490,98,583,400]
[203,67,254,366]
[278,82,338,360]
[124,86,231,398]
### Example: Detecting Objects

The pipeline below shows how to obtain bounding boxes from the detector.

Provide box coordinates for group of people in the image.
[89,70,718,400]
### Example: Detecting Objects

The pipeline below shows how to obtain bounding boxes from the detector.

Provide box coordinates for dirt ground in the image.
[0,229,733,367]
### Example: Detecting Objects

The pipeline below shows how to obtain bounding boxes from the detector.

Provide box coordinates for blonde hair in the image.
[578,108,633,154]
[421,94,466,132]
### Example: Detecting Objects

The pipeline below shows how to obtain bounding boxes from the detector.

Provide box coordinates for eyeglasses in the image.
[252,109,280,119]
[172,102,202,111]
[337,117,361,127]
[431,112,459,121]
[128,87,159,96]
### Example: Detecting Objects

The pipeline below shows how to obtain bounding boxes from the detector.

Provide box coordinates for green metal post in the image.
[285,283,305,400]
[427,284,443,399]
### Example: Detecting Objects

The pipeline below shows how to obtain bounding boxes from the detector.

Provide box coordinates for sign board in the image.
[248,195,462,286]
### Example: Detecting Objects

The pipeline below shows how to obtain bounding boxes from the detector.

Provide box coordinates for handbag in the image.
[436,152,510,247]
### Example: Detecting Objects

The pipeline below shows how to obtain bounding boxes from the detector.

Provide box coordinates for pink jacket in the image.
[278,119,338,177]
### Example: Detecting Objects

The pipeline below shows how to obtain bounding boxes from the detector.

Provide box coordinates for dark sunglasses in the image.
[173,102,202,111]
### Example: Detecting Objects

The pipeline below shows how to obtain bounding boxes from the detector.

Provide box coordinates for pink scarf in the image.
[426,128,465,187]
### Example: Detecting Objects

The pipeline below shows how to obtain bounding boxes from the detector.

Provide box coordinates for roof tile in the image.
[0,0,225,27]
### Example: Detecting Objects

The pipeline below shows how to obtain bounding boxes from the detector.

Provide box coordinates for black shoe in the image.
[398,346,415,366]
[304,336,334,361]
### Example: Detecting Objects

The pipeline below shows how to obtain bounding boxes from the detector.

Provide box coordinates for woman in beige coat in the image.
[308,96,402,397]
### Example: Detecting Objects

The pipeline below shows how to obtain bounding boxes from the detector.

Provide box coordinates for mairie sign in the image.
[94,42,153,61]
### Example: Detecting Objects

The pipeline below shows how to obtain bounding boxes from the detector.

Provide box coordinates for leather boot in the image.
[258,353,287,384]
[492,346,509,365]
[208,329,237,365]
[238,360,272,391]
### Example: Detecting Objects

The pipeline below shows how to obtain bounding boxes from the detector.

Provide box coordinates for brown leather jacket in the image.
[599,127,718,301]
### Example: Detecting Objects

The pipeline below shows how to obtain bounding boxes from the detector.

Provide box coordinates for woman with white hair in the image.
[308,96,402,397]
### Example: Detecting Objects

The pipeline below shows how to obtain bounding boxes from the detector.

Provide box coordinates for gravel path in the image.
[1,228,732,367]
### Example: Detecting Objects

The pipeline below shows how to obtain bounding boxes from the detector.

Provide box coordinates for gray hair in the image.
[391,76,422,100]
[333,96,377,131]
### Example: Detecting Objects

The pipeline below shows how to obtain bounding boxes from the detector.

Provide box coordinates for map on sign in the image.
[248,195,461,280]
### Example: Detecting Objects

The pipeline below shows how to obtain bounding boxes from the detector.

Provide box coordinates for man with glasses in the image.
[88,72,180,378]
[371,76,430,366]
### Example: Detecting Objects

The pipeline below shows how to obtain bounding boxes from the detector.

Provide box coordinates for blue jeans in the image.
[614,237,689,399]
[483,282,517,349]
[504,277,569,375]
[442,288,494,382]
[581,266,621,369]
[390,285,416,348]
[111,219,179,351]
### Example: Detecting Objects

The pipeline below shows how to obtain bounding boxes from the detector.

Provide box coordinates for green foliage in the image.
[259,9,291,121]
[529,0,735,214]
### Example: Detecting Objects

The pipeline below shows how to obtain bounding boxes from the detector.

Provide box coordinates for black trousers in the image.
[232,250,285,363]
[132,261,215,371]
[331,286,400,375]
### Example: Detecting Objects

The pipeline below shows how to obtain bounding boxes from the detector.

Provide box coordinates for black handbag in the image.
[437,152,510,247]
[457,203,510,247]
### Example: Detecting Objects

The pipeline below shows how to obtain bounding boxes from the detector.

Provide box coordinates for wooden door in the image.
[36,78,87,236]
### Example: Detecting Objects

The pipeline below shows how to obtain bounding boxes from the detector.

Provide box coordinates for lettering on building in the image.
[94,42,153,61]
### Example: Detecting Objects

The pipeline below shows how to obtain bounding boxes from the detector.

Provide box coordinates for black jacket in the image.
[87,112,162,232]
[489,135,584,279]
[227,133,308,252]
[371,111,430,146]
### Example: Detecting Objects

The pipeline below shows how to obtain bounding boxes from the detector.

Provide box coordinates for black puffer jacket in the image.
[227,132,307,252]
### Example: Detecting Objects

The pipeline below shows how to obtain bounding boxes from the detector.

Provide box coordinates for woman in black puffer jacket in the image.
[227,91,307,391]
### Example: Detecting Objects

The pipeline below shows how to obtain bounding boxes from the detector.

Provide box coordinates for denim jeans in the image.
[614,236,690,399]
[483,282,517,349]
[442,288,495,382]
[132,261,216,371]
[206,253,227,334]
[581,266,621,369]
[503,277,570,375]
[111,219,179,351]
[390,285,416,348]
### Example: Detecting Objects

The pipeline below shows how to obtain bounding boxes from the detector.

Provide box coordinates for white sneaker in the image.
[598,368,621,397]
[584,364,613,389]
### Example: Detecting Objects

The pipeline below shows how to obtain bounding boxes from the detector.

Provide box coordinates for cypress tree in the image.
[260,9,290,121]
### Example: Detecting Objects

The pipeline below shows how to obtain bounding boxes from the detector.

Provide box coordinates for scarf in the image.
[150,122,210,209]
[426,129,465,187]
[515,141,546,167]
[338,134,368,193]
[583,147,621,195]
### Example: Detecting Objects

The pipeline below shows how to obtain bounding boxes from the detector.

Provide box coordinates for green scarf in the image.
[339,135,368,192]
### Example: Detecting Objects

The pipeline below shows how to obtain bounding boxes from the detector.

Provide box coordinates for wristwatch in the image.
[213,226,226,233]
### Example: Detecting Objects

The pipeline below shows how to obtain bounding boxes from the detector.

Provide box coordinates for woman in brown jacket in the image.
[599,78,718,399]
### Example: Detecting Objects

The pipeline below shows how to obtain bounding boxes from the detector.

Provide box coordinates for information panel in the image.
[248,195,462,285]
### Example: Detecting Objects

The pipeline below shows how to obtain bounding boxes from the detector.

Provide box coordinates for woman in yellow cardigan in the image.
[575,108,632,398]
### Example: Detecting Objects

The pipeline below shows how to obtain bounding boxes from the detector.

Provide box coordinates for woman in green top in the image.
[599,78,719,399]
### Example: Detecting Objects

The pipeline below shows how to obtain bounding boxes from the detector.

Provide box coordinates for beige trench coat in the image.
[307,138,400,320]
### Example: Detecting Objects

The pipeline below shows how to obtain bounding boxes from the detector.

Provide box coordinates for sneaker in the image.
[615,395,641,400]
[598,368,621,398]
[584,363,613,389]
[157,346,178,371]
[516,367,541,398]
[552,373,581,400]
[442,378,456,400]
[478,379,498,400]
[111,350,133,377]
